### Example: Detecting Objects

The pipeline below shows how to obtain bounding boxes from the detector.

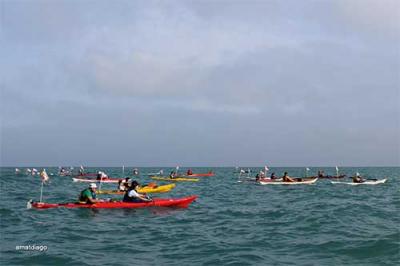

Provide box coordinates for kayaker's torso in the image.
[79,188,96,203]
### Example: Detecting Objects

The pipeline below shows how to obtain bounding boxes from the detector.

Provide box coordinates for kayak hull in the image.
[151,176,199,182]
[72,177,122,183]
[29,196,197,209]
[98,184,176,195]
[330,179,387,185]
[259,178,318,185]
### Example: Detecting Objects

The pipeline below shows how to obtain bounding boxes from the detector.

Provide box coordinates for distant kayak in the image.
[186,172,214,177]
[259,178,318,185]
[75,173,98,177]
[330,179,387,185]
[72,177,122,183]
[98,184,176,195]
[151,176,199,182]
[317,175,346,179]
[238,178,283,183]
[28,196,197,209]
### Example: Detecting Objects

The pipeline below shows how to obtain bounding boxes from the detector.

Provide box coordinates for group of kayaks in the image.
[254,177,387,185]
[27,168,388,210]
[27,170,217,209]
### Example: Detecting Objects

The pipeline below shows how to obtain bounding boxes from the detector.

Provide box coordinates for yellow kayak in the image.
[151,176,199,182]
[98,184,176,195]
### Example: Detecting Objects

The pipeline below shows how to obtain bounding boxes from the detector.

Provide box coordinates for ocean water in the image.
[0,167,399,266]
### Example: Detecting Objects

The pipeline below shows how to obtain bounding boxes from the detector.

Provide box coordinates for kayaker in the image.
[352,173,364,183]
[259,170,266,178]
[270,172,277,179]
[282,172,295,182]
[96,171,108,180]
[187,169,193,175]
[123,181,152,203]
[79,183,102,204]
[169,171,177,179]
[317,170,325,178]
[255,173,260,181]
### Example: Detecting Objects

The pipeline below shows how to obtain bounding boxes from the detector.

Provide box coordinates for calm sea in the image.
[0,167,399,265]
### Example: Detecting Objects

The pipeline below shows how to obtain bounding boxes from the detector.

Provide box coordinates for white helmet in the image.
[89,183,97,189]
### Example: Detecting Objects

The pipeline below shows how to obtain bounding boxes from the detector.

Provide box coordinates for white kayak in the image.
[330,179,387,185]
[259,178,318,185]
[238,178,283,183]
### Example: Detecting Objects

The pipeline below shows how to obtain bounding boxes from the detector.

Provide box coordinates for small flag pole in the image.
[39,181,44,203]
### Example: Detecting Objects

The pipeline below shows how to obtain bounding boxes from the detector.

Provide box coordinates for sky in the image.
[1,0,399,167]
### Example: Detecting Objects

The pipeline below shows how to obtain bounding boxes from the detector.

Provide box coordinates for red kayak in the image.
[75,173,98,177]
[72,177,122,183]
[187,172,214,177]
[28,196,197,209]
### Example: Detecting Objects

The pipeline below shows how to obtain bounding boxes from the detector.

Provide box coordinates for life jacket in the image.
[79,188,96,202]
[123,188,138,202]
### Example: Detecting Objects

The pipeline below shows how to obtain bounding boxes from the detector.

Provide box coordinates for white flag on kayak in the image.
[306,168,310,171]
[335,166,339,172]
[40,169,49,183]
[264,166,269,172]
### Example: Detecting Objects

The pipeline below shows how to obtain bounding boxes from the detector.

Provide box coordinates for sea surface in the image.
[0,167,399,266]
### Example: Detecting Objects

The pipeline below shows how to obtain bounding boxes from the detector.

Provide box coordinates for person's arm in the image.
[138,193,152,202]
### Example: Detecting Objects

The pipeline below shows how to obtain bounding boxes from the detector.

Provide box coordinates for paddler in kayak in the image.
[282,172,296,182]
[187,169,193,175]
[352,173,364,183]
[169,171,177,179]
[270,172,277,179]
[79,183,102,204]
[117,178,131,192]
[123,181,152,203]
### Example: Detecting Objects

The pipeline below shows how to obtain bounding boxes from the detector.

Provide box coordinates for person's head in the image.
[125,177,130,182]
[130,181,139,189]
[271,172,275,176]
[89,183,97,191]
[284,172,288,176]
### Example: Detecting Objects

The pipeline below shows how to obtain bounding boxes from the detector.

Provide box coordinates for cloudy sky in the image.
[1,0,399,166]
